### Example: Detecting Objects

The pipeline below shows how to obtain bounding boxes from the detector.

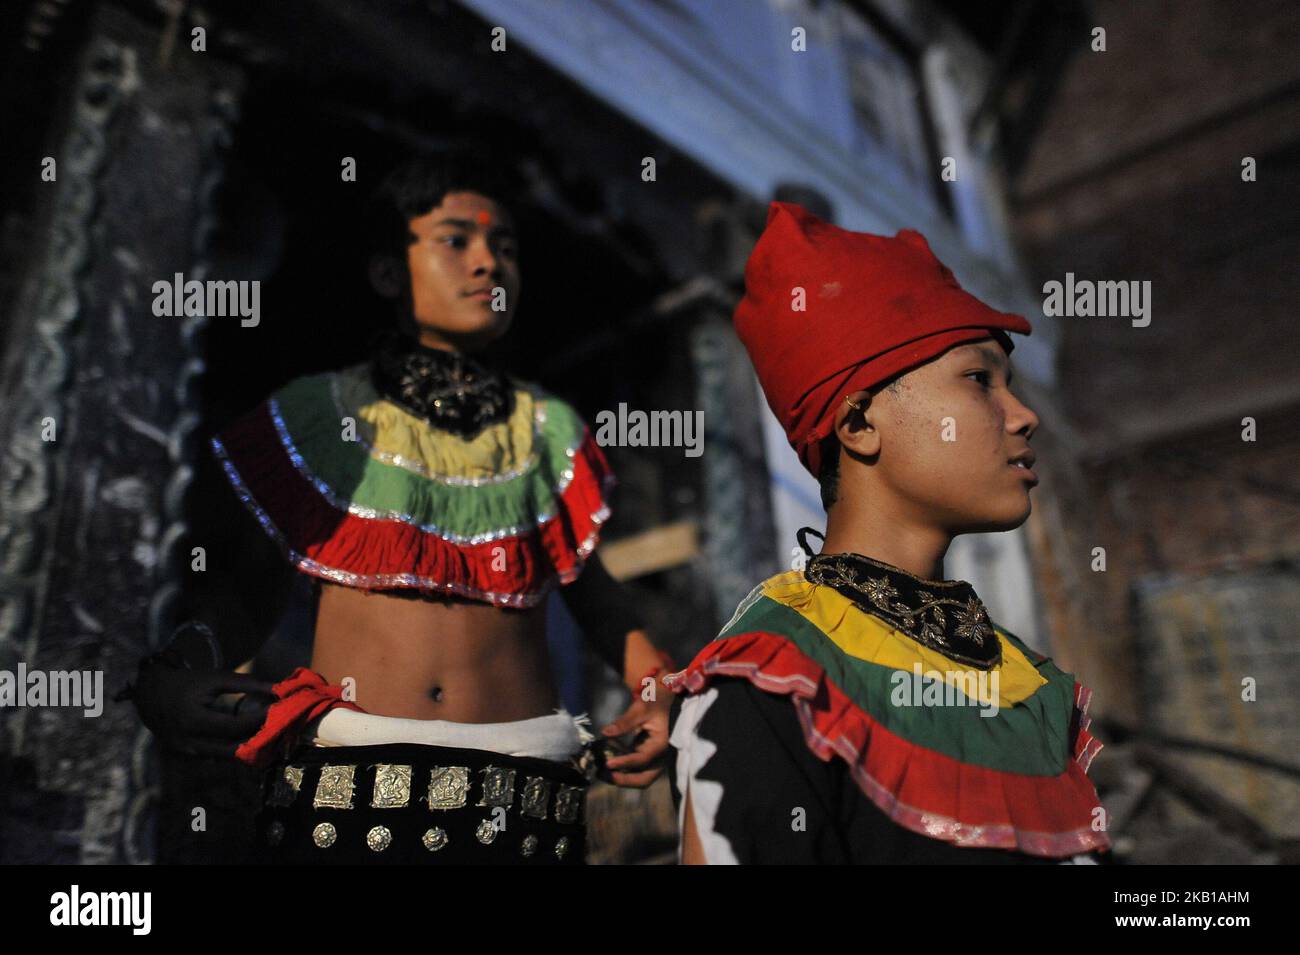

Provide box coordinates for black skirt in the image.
[253,740,590,865]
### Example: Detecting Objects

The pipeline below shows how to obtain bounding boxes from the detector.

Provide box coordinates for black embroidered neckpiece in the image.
[369,329,515,440]
[797,528,1001,669]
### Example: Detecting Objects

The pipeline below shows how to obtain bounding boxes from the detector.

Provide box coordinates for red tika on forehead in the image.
[733,202,1033,478]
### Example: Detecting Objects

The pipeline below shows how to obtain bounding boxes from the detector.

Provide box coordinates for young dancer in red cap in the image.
[665,202,1109,864]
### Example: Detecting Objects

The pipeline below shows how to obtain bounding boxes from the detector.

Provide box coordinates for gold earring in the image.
[843,395,864,412]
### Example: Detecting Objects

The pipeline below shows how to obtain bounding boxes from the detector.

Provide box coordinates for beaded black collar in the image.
[368,328,515,440]
[796,527,1001,670]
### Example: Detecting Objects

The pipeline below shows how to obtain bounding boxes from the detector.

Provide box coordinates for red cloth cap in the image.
[733,202,1032,478]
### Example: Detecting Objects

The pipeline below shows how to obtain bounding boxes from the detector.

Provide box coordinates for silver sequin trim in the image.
[266,386,592,541]
[210,437,613,608]
[269,397,540,543]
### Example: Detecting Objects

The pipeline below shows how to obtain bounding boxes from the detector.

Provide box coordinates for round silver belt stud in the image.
[554,836,570,859]
[312,822,337,848]
[520,834,539,857]
[266,821,285,847]
[475,819,498,845]
[366,825,393,852]
[422,827,449,852]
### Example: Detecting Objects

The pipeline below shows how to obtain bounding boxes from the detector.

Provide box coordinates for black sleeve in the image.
[670,678,852,864]
[182,441,297,666]
[557,550,644,673]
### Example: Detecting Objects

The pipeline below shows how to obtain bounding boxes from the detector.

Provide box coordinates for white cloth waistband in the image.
[306,707,595,763]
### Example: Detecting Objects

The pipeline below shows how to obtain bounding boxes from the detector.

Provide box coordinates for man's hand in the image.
[131,659,276,759]
[599,690,672,788]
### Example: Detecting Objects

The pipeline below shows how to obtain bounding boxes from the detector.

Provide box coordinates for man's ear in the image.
[368,254,404,298]
[835,389,881,459]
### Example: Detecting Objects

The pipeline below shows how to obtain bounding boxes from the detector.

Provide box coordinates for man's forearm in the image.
[619,628,673,694]
[559,552,673,692]
[577,611,671,693]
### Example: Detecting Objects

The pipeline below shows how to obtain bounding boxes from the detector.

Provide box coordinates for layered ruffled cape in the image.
[209,361,614,608]
[664,570,1110,857]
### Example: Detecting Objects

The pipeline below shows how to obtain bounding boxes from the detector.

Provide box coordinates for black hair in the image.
[365,145,527,259]
[818,377,903,511]
[817,432,842,512]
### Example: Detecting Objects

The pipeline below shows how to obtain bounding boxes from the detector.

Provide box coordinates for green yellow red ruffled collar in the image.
[664,570,1109,857]
[209,361,614,607]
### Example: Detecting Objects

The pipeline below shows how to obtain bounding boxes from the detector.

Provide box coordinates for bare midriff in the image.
[310,581,559,723]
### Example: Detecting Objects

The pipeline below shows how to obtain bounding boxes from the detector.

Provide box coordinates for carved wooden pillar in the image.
[690,306,782,626]
[0,5,243,863]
